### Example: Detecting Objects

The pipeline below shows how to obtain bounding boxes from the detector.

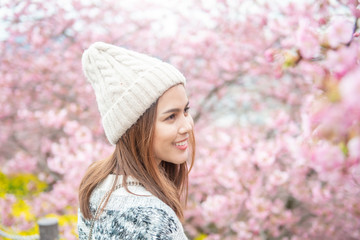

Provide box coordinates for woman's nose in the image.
[179,115,193,134]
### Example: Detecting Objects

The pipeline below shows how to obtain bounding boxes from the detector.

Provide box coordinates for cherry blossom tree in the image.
[1,0,359,239]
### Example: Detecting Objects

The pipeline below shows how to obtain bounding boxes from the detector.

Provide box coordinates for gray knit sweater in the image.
[78,175,188,240]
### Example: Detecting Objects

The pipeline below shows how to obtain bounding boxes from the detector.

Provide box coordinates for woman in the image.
[78,42,195,240]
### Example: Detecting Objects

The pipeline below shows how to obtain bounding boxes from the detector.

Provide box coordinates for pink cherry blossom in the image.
[296,25,320,59]
[348,137,360,160]
[339,66,360,105]
[325,45,358,79]
[3,152,37,174]
[201,195,229,227]
[246,197,271,220]
[326,17,354,48]
[311,141,345,172]
[269,169,289,186]
[231,221,253,239]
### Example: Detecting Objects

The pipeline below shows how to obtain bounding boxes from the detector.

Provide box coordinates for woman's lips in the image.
[174,139,188,150]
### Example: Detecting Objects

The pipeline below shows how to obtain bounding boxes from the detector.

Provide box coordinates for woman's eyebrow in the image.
[162,102,189,115]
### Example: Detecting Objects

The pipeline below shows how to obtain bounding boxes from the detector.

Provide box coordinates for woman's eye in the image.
[184,107,190,115]
[166,114,176,120]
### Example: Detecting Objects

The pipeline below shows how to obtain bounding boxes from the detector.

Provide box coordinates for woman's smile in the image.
[174,138,188,150]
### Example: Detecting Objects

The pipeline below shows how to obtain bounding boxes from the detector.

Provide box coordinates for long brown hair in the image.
[79,100,195,221]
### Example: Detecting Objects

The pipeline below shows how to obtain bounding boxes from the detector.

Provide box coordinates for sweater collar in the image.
[98,174,140,190]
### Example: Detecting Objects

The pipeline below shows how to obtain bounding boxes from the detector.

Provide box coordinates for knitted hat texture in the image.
[82,42,186,145]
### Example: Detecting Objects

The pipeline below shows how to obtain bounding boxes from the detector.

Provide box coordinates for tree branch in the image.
[193,76,242,123]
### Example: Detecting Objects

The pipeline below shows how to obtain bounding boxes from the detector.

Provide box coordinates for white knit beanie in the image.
[82,42,186,145]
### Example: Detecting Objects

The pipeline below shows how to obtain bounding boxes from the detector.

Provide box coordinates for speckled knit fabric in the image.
[78,175,188,240]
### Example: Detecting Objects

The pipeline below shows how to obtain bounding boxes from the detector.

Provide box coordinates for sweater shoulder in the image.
[78,192,188,239]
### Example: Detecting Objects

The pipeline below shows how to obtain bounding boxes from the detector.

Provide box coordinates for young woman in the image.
[78,42,195,240]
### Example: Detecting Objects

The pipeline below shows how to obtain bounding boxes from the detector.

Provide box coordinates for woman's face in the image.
[153,84,193,165]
